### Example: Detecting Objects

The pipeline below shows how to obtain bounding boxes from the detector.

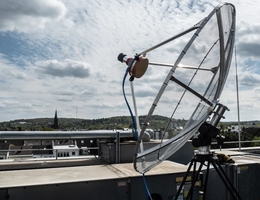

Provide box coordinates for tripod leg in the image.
[174,159,194,200]
[186,160,204,199]
[202,160,210,200]
[189,160,197,199]
[209,157,242,200]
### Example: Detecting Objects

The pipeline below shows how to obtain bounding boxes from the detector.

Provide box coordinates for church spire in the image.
[53,109,59,129]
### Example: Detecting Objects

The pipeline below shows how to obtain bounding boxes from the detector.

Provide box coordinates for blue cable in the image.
[122,68,138,140]
[142,173,153,200]
[122,68,152,199]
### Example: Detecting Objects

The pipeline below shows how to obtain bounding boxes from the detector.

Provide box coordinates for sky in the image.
[0,0,260,123]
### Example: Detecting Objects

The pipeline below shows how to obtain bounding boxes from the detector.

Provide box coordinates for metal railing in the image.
[0,130,134,140]
[0,146,100,161]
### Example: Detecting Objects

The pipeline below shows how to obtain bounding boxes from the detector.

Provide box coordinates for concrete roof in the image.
[0,160,187,189]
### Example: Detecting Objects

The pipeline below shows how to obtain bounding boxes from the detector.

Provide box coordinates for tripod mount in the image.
[174,104,242,200]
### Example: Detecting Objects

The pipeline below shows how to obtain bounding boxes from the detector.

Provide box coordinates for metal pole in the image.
[130,81,144,151]
[235,45,241,151]
[138,26,198,56]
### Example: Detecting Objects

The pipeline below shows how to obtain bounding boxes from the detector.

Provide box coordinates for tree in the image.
[253,136,260,146]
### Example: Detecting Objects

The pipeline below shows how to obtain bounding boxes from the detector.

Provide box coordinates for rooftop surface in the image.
[0,160,187,189]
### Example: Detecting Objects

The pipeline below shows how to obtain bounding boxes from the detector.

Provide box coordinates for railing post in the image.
[55,149,58,160]
[116,131,120,164]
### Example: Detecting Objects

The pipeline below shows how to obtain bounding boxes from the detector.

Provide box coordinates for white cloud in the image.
[0,0,260,123]
[0,0,66,32]
[34,59,92,78]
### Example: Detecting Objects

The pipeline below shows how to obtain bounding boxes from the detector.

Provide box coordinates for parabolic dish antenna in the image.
[118,3,235,173]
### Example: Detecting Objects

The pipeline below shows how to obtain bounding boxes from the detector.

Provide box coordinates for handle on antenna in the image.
[118,53,127,63]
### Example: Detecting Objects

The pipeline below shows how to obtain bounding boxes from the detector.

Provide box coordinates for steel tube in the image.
[149,62,214,72]
[0,130,134,140]
[137,26,198,56]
